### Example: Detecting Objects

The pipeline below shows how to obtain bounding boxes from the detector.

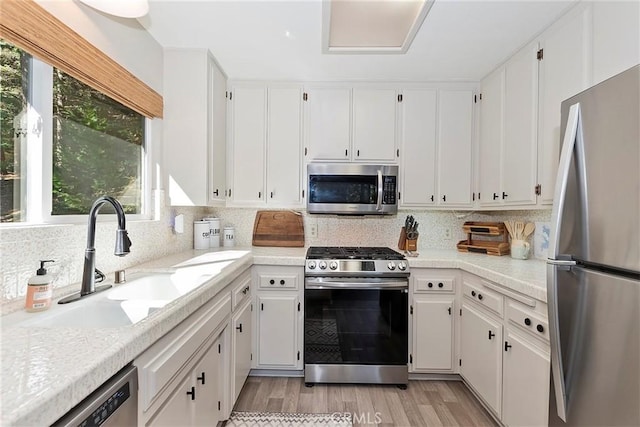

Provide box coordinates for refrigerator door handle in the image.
[549,102,581,261]
[547,264,569,421]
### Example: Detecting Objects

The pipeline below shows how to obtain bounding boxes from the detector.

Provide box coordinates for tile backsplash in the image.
[1,200,551,314]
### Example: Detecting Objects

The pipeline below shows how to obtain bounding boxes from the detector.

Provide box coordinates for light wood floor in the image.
[232,376,497,427]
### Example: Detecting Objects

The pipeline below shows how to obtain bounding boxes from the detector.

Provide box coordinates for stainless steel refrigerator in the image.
[547,64,640,426]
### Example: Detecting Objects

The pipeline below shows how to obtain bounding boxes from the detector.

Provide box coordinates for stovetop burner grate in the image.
[306,246,406,260]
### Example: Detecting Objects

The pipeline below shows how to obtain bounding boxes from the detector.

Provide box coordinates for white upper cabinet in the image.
[164,49,226,207]
[228,84,267,205]
[479,42,539,207]
[352,88,398,162]
[537,4,591,205]
[267,85,303,206]
[438,90,474,207]
[591,1,640,86]
[400,88,475,208]
[303,86,351,161]
[399,89,437,206]
[478,68,504,206]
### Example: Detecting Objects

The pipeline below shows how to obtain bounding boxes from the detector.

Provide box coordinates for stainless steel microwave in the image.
[307,163,399,215]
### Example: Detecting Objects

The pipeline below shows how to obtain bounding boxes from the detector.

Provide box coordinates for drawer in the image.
[462,280,504,318]
[254,266,302,290]
[415,277,455,292]
[232,270,252,310]
[506,300,549,342]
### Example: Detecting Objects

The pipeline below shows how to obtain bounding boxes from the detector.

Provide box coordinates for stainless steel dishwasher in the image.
[52,365,137,426]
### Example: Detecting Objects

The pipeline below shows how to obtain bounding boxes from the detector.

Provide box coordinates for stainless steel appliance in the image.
[52,365,138,426]
[307,163,398,215]
[547,65,640,426]
[304,246,409,386]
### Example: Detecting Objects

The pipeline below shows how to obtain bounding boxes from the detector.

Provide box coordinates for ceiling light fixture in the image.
[323,0,435,54]
[77,0,149,19]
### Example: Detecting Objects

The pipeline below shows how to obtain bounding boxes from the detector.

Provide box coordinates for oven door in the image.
[304,277,408,367]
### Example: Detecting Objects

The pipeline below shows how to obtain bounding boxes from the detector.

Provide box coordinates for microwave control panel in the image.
[383,176,397,204]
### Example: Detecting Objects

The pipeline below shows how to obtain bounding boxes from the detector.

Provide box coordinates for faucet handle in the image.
[94,268,105,283]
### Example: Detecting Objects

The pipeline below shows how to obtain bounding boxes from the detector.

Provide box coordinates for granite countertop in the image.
[0,246,545,426]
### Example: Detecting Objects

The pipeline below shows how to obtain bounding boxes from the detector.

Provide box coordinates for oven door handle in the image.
[305,279,408,290]
[376,169,383,211]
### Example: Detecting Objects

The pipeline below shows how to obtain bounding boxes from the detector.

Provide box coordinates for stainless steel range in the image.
[304,247,409,387]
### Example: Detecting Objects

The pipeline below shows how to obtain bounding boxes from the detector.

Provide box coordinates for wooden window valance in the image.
[0,0,163,118]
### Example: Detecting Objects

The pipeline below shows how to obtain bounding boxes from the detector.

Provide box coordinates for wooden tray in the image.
[252,210,304,247]
[462,221,507,236]
[457,239,510,256]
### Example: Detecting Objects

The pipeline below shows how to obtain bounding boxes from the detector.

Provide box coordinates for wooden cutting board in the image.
[252,210,305,247]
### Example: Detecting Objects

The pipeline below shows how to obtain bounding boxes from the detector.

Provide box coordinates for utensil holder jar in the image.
[510,239,531,260]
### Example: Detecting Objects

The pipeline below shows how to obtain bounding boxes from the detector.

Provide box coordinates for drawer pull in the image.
[478,294,484,301]
[269,279,275,285]
[280,279,285,285]
[236,323,243,333]
[242,286,249,294]
[537,324,545,333]
[505,341,512,352]
[197,372,205,385]
[471,290,476,297]
[187,386,196,400]
[488,330,495,340]
[428,282,433,288]
[524,317,531,326]
[438,282,444,288]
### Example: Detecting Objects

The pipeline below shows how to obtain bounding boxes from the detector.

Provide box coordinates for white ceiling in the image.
[140,0,577,82]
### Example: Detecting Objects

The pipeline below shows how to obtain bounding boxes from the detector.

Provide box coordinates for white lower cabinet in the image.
[252,266,303,370]
[502,328,550,427]
[412,296,454,371]
[231,298,252,401]
[460,302,503,416]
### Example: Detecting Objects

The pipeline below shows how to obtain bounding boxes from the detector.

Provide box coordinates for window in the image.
[0,41,147,223]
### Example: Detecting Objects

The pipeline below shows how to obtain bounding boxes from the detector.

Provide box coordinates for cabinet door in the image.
[352,88,398,162]
[412,296,454,371]
[193,339,221,427]
[148,371,194,427]
[460,303,503,416]
[478,67,504,207]
[164,49,209,207]
[502,329,550,427]
[232,299,253,402]
[267,86,302,205]
[400,89,437,206]
[209,59,227,204]
[538,5,591,204]
[304,87,351,161]
[438,90,474,207]
[229,85,266,204]
[503,42,539,206]
[257,294,298,367]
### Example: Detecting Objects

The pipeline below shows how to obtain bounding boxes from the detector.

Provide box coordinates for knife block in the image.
[398,227,418,251]
[405,238,418,251]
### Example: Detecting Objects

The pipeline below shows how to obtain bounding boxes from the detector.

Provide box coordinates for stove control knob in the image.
[329,261,338,270]
[387,261,396,270]
[308,261,317,270]
[318,261,327,270]
[397,261,407,271]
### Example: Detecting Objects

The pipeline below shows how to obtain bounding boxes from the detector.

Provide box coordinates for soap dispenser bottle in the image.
[25,260,55,312]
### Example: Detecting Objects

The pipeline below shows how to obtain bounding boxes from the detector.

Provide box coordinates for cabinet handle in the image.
[345,149,348,157]
[258,191,262,198]
[197,372,205,385]
[186,386,196,400]
[213,189,219,196]
[502,192,508,199]
[505,341,512,351]
[448,307,452,315]
[430,195,434,202]
[537,324,545,333]
[478,294,484,301]
[270,192,273,198]
[357,149,360,157]
[438,282,444,288]
[471,290,476,297]
[428,282,433,288]
[280,279,285,285]
[396,148,400,157]
[269,279,275,285]
[488,330,495,340]
[236,323,243,333]
[229,189,232,198]
[442,195,446,202]
[493,192,499,200]
[524,317,531,326]
[242,286,249,294]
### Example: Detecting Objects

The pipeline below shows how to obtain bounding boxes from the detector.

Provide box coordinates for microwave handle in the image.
[376,170,383,211]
